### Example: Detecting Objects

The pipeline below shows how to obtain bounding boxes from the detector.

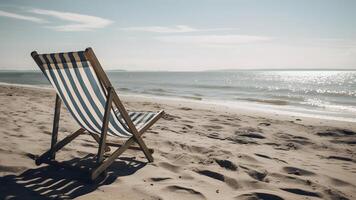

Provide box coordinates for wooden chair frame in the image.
[31,48,164,180]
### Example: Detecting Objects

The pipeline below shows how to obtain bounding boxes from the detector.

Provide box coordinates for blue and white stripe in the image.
[35,51,156,137]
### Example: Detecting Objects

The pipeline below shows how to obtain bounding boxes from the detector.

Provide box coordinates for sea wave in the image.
[180,96,203,101]
[150,82,356,98]
[148,88,168,93]
[236,97,289,106]
[301,99,356,113]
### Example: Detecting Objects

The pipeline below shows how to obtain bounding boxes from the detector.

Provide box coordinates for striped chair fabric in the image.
[35,51,156,137]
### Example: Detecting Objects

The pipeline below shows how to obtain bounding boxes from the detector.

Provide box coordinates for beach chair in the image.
[31,48,164,180]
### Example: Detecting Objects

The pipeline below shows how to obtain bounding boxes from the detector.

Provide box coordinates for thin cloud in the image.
[156,35,273,45]
[120,25,197,33]
[120,25,237,33]
[0,10,46,23]
[30,8,113,31]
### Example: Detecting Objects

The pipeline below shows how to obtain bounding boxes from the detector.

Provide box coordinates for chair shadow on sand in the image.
[0,154,146,200]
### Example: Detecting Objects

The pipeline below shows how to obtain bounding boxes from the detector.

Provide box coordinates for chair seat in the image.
[115,110,158,131]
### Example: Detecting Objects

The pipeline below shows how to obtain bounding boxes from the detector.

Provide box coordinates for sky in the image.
[0,0,355,71]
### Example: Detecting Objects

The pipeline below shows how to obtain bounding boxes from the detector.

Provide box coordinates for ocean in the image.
[0,70,355,122]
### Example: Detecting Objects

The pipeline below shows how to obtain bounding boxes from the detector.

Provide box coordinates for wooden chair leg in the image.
[91,135,136,180]
[89,132,111,152]
[36,128,85,165]
[97,87,114,164]
[50,95,61,159]
[132,134,154,162]
[97,128,109,164]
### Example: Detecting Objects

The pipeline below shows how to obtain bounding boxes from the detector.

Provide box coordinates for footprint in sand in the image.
[182,125,194,132]
[150,177,172,182]
[7,132,26,138]
[210,118,221,122]
[286,138,312,145]
[239,165,268,182]
[38,125,48,131]
[196,170,224,181]
[195,169,240,189]
[82,139,96,144]
[274,142,299,151]
[328,177,353,187]
[179,107,193,111]
[317,129,356,137]
[327,156,355,163]
[282,166,315,176]
[255,153,288,164]
[264,142,280,147]
[331,139,356,145]
[162,113,180,121]
[226,137,259,145]
[236,192,284,200]
[254,153,272,159]
[164,185,206,200]
[259,122,271,126]
[215,159,238,171]
[247,169,268,182]
[239,132,265,139]
[280,188,321,198]
[207,133,225,140]
[181,120,194,123]
[203,125,223,130]
[81,143,97,148]
[148,130,159,134]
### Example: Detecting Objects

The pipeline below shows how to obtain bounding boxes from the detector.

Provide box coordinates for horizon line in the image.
[0,68,356,72]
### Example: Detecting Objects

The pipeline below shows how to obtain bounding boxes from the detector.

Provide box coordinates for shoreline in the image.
[1,81,356,124]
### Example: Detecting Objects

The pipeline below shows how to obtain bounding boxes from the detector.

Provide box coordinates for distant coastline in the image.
[0,68,355,72]
[204,68,356,72]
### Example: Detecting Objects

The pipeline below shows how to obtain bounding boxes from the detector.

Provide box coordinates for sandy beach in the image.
[0,83,355,200]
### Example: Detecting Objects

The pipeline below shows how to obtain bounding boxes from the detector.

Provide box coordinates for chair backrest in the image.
[31,49,132,137]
